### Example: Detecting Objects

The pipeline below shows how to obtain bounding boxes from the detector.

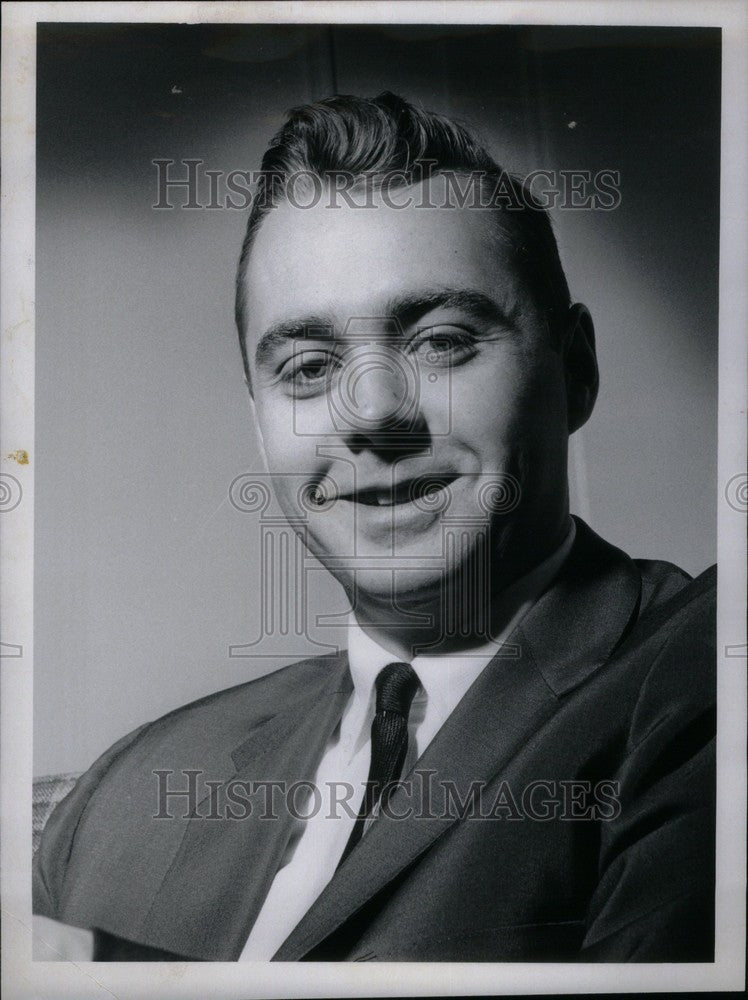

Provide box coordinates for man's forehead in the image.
[243,191,523,343]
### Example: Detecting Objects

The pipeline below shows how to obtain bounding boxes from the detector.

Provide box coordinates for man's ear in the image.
[561,303,599,434]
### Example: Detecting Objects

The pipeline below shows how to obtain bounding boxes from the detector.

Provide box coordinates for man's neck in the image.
[350,516,576,659]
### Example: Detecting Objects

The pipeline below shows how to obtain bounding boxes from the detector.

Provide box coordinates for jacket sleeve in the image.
[580,573,716,961]
[33,722,152,922]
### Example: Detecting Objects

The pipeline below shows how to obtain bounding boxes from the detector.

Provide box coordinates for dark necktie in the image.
[337,660,420,869]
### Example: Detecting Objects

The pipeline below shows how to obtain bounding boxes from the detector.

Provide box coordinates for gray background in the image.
[34,24,720,775]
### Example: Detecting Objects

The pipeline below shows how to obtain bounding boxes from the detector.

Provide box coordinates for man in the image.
[33,93,715,962]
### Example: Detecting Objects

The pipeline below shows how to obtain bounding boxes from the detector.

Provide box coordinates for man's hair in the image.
[235,92,571,383]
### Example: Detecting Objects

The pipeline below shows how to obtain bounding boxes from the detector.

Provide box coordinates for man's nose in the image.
[330,348,427,450]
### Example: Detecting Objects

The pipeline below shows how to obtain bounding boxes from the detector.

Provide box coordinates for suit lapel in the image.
[519,517,642,696]
[273,518,642,960]
[140,655,352,960]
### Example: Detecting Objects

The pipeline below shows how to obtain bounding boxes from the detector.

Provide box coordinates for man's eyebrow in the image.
[253,289,519,367]
[386,288,522,332]
[254,316,335,368]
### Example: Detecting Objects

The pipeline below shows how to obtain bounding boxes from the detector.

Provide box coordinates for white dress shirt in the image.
[32,520,575,962]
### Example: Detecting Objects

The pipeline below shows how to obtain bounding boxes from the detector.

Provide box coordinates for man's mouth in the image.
[339,473,460,508]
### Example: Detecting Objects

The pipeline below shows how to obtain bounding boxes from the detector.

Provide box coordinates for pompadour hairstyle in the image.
[235,92,571,382]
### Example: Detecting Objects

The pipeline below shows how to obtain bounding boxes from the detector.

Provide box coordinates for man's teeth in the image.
[347,487,407,506]
[334,477,461,507]
[349,478,454,506]
[370,484,412,506]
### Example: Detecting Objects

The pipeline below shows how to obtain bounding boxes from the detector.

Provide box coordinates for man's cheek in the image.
[257,428,302,474]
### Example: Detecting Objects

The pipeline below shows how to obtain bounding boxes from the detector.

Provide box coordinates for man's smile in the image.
[335,472,462,508]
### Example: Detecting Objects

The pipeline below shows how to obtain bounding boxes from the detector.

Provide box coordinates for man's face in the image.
[242,182,571,606]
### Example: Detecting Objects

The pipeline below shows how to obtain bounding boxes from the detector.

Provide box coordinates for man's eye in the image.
[280,351,339,395]
[410,328,477,365]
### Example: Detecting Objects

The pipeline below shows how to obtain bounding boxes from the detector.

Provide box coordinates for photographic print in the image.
[1,3,745,998]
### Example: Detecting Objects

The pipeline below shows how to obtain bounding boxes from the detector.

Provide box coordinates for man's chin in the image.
[342,568,452,620]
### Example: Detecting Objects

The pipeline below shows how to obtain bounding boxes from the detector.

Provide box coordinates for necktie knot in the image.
[375,661,419,715]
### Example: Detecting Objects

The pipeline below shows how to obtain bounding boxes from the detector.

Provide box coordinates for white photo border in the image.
[1,1,745,996]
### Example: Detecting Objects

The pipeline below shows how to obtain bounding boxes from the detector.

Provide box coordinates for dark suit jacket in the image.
[33,518,716,962]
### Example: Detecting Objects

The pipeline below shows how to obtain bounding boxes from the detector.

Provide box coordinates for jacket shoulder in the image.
[624,562,716,749]
[33,720,151,920]
[634,556,700,610]
[33,651,346,920]
[582,564,716,958]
